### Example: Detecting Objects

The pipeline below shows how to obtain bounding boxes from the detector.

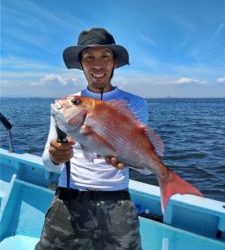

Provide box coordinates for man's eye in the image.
[103,53,111,57]
[84,56,94,61]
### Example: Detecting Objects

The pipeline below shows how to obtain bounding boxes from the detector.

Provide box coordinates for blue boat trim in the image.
[0,148,225,249]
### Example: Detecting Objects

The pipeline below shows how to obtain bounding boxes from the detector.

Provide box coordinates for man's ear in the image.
[113,59,117,68]
[79,61,84,70]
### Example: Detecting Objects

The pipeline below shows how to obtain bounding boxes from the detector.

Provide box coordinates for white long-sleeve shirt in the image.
[42,87,148,191]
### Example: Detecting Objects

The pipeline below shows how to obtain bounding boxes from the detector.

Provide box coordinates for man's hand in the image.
[105,156,125,169]
[49,138,75,164]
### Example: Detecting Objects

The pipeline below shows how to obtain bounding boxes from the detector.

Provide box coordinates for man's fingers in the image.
[80,125,91,135]
[105,156,125,169]
[67,137,76,144]
[111,157,118,165]
[49,138,75,164]
[50,139,75,150]
[51,150,73,164]
[105,156,111,164]
[116,162,125,169]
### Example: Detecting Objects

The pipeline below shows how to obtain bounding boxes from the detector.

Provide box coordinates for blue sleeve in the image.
[129,97,149,125]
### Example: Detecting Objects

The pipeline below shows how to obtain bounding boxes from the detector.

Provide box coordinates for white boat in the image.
[0,114,224,250]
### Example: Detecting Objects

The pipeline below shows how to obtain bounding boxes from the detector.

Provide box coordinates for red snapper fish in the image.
[51,95,203,211]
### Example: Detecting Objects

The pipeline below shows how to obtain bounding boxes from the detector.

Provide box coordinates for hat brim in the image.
[63,44,129,69]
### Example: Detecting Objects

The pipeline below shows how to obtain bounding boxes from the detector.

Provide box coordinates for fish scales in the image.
[87,108,149,169]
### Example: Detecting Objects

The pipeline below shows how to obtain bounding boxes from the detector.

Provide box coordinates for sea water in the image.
[1,97,225,202]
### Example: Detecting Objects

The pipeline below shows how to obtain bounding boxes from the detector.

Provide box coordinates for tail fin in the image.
[160,169,203,212]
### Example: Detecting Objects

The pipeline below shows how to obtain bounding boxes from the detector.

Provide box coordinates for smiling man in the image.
[36,28,148,250]
[81,47,115,92]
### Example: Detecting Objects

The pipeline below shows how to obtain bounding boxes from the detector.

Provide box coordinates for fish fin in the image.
[160,168,203,213]
[130,166,153,175]
[107,99,142,126]
[107,99,129,111]
[80,126,116,157]
[90,132,115,153]
[144,128,164,157]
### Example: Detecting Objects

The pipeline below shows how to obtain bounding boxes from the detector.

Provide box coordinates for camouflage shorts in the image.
[35,190,142,250]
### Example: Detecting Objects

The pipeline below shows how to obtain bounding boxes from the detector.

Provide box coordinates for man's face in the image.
[80,47,116,92]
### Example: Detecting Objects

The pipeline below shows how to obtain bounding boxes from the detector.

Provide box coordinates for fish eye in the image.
[71,98,82,105]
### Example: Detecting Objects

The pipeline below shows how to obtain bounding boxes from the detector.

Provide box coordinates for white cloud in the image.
[31,73,84,87]
[40,74,68,86]
[216,77,225,84]
[115,73,209,87]
[1,72,86,97]
[175,77,207,85]
[176,77,193,84]
[1,56,85,88]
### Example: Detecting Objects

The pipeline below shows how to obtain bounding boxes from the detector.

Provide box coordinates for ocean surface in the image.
[0,97,225,202]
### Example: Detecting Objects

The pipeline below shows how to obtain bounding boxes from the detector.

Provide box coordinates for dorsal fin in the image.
[144,127,164,157]
[106,99,141,126]
[107,99,129,112]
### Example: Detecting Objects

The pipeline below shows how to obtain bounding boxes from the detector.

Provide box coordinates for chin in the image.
[92,82,107,89]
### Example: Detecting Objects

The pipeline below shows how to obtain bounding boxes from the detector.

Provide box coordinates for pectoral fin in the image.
[79,125,116,159]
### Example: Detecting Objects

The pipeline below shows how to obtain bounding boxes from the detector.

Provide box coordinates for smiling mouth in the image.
[91,73,105,78]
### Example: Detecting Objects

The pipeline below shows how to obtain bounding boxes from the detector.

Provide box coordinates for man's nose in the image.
[93,65,103,70]
[92,58,104,69]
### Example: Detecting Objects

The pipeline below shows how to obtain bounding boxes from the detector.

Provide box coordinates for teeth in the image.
[92,73,104,78]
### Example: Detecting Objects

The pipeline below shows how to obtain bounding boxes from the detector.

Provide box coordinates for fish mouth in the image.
[54,102,63,110]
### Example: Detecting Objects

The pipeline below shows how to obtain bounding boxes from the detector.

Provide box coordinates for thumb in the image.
[67,137,76,145]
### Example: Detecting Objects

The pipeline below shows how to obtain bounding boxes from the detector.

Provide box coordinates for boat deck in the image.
[0,148,224,250]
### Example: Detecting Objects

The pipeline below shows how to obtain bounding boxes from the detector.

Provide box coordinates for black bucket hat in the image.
[63,28,129,70]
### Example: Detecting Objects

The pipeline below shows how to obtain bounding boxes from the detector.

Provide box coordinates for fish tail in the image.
[160,168,203,212]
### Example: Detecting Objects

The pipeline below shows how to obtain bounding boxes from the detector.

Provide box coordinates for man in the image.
[36,28,148,250]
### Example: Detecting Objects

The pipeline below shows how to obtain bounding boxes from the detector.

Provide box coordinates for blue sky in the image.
[1,0,225,98]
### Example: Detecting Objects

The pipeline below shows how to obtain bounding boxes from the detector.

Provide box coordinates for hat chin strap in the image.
[100,87,104,100]
[96,67,115,100]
